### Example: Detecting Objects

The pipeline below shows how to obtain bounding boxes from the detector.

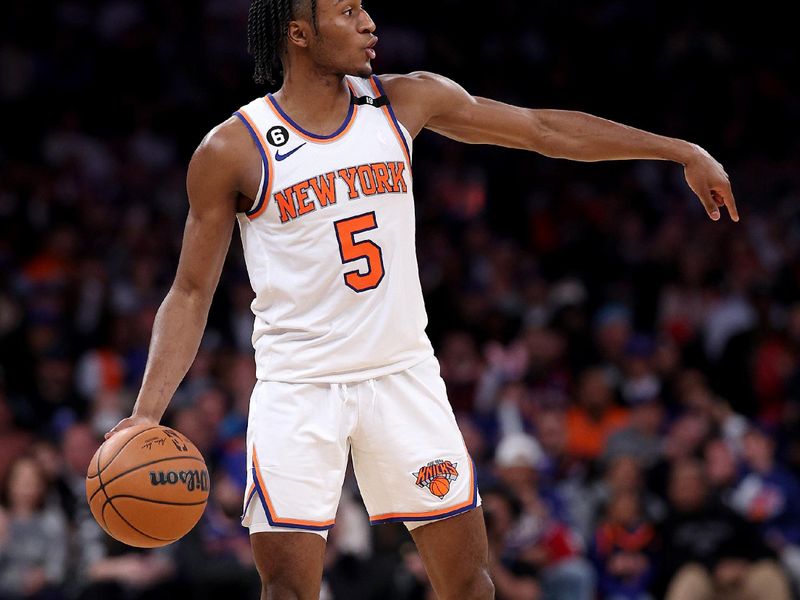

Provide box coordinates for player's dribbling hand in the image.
[104,415,159,440]
[683,144,739,222]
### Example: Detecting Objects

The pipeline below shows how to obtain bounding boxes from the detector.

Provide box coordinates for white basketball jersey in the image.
[234,75,433,383]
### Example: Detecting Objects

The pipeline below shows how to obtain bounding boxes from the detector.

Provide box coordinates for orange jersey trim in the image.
[369,76,412,169]
[235,109,274,220]
[263,82,359,145]
[251,446,336,530]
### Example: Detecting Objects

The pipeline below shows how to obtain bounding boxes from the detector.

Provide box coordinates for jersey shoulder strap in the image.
[233,98,274,218]
[347,75,389,107]
[350,75,412,167]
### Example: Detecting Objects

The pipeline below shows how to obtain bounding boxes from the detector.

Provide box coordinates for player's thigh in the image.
[351,356,480,527]
[410,507,493,600]
[243,379,353,534]
[351,356,490,598]
[251,531,326,598]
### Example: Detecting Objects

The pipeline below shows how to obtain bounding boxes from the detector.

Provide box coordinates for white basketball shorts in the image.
[241,356,480,539]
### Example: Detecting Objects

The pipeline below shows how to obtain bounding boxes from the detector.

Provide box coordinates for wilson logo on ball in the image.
[149,469,209,492]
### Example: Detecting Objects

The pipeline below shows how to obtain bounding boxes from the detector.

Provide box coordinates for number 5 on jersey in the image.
[334,212,385,292]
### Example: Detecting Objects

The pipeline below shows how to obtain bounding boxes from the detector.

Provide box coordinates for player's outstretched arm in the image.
[381,72,738,222]
[105,121,246,438]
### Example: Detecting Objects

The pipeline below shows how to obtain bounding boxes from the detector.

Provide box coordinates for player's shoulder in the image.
[187,114,262,201]
[378,71,460,100]
[188,114,259,185]
[376,72,472,137]
[378,72,471,118]
[193,116,252,165]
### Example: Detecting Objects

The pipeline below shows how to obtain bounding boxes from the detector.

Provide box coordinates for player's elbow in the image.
[170,275,216,313]
[527,110,603,161]
[526,110,568,158]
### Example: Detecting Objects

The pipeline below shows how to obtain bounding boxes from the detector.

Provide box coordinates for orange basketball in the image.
[429,477,450,498]
[85,424,210,548]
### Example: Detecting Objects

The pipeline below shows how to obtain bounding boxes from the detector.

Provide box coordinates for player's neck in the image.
[273,68,351,135]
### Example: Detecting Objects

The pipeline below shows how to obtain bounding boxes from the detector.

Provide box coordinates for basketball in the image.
[429,477,450,498]
[85,424,210,548]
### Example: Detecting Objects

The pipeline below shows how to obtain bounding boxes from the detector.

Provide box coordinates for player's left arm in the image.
[380,71,738,222]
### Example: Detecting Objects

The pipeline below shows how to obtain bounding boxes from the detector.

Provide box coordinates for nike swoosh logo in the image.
[275,143,307,161]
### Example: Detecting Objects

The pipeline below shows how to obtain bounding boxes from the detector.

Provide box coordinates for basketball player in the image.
[106,1,738,598]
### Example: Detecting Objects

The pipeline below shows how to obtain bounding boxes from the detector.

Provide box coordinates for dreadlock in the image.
[248,0,318,86]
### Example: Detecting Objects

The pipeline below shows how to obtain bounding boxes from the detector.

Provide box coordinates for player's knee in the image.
[251,532,324,599]
[441,568,494,600]
[476,571,496,600]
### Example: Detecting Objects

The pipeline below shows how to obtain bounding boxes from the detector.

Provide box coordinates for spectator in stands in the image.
[535,409,584,488]
[566,368,629,463]
[732,426,800,546]
[579,456,666,545]
[535,409,588,531]
[662,411,711,463]
[56,424,99,522]
[483,486,542,600]
[77,544,176,600]
[41,425,102,599]
[603,395,665,471]
[704,438,739,503]
[730,426,800,591]
[658,459,791,600]
[494,433,595,599]
[593,305,633,371]
[0,456,67,600]
[0,393,31,488]
[591,489,656,600]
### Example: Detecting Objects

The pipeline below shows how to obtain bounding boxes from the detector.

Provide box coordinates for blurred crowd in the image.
[2,0,800,599]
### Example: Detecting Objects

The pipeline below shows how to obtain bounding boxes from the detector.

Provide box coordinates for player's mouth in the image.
[366,37,378,60]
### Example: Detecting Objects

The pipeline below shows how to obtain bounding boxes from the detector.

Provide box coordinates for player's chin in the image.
[351,61,374,79]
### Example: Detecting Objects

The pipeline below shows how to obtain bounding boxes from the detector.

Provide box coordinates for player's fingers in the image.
[715,182,739,222]
[105,418,132,439]
[691,182,720,221]
[105,415,158,439]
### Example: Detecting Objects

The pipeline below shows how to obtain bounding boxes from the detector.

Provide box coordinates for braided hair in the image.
[248,0,318,85]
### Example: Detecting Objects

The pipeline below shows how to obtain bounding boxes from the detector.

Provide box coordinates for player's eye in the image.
[343,7,353,15]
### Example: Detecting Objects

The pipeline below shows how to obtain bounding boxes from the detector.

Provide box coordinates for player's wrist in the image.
[131,405,161,424]
[670,140,703,166]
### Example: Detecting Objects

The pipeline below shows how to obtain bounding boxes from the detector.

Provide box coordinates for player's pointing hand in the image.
[683,144,739,222]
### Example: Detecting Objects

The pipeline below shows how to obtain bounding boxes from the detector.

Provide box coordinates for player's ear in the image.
[287,20,311,49]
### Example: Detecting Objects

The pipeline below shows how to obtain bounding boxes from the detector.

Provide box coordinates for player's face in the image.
[308,0,377,78]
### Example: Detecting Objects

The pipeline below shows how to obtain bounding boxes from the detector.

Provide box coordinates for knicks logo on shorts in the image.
[413,459,459,499]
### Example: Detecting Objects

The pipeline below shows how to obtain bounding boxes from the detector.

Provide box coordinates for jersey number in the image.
[334,212,385,292]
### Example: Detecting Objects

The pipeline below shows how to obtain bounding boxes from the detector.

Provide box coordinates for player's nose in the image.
[359,9,376,34]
